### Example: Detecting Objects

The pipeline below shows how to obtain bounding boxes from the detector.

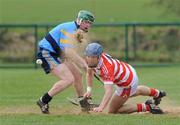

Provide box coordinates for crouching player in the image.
[83,42,166,114]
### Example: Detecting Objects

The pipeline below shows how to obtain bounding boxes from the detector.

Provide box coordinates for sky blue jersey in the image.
[39,21,78,53]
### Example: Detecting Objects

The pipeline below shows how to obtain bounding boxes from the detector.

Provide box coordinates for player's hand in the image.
[93,107,103,112]
[83,91,91,98]
[75,29,84,43]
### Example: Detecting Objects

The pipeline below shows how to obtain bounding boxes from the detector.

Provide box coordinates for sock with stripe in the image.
[149,88,160,98]
[137,103,150,112]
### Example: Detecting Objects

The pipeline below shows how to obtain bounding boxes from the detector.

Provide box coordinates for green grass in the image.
[0,0,180,24]
[1,114,180,125]
[0,67,180,125]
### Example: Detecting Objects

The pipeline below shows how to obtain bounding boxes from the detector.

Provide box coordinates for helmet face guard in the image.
[85,56,100,68]
[78,20,92,32]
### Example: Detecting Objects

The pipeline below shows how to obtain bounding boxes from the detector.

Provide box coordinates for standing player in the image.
[83,42,166,114]
[36,10,95,114]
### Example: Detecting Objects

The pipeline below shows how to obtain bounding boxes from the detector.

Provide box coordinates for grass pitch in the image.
[0,66,180,125]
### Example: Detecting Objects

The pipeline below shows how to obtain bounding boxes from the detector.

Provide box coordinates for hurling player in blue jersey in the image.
[36,10,95,114]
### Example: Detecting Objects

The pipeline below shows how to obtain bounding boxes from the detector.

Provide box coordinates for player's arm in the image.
[93,64,114,112]
[93,82,113,112]
[84,68,94,97]
[61,29,88,71]
[64,47,88,71]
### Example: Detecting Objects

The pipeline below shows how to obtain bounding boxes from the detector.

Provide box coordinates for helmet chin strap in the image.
[88,56,101,68]
[76,18,88,32]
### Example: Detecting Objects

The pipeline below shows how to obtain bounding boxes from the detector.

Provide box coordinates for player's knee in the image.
[108,110,116,114]
[108,107,117,114]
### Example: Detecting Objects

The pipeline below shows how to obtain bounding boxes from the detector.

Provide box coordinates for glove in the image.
[74,29,85,43]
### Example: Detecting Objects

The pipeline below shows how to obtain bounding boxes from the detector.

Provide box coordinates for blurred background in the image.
[0,0,180,68]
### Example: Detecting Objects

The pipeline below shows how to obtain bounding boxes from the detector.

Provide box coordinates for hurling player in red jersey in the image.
[83,42,166,114]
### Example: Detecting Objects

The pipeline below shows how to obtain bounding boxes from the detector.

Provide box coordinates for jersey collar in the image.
[95,55,103,70]
[74,21,80,29]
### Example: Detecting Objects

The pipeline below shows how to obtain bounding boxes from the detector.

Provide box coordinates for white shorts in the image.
[115,65,139,97]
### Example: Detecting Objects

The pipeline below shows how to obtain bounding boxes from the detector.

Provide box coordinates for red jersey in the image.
[94,53,134,87]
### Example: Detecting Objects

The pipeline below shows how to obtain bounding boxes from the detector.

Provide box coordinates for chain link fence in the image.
[0,23,179,68]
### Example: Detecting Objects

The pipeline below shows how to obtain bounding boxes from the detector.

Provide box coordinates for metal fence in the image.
[0,22,180,68]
